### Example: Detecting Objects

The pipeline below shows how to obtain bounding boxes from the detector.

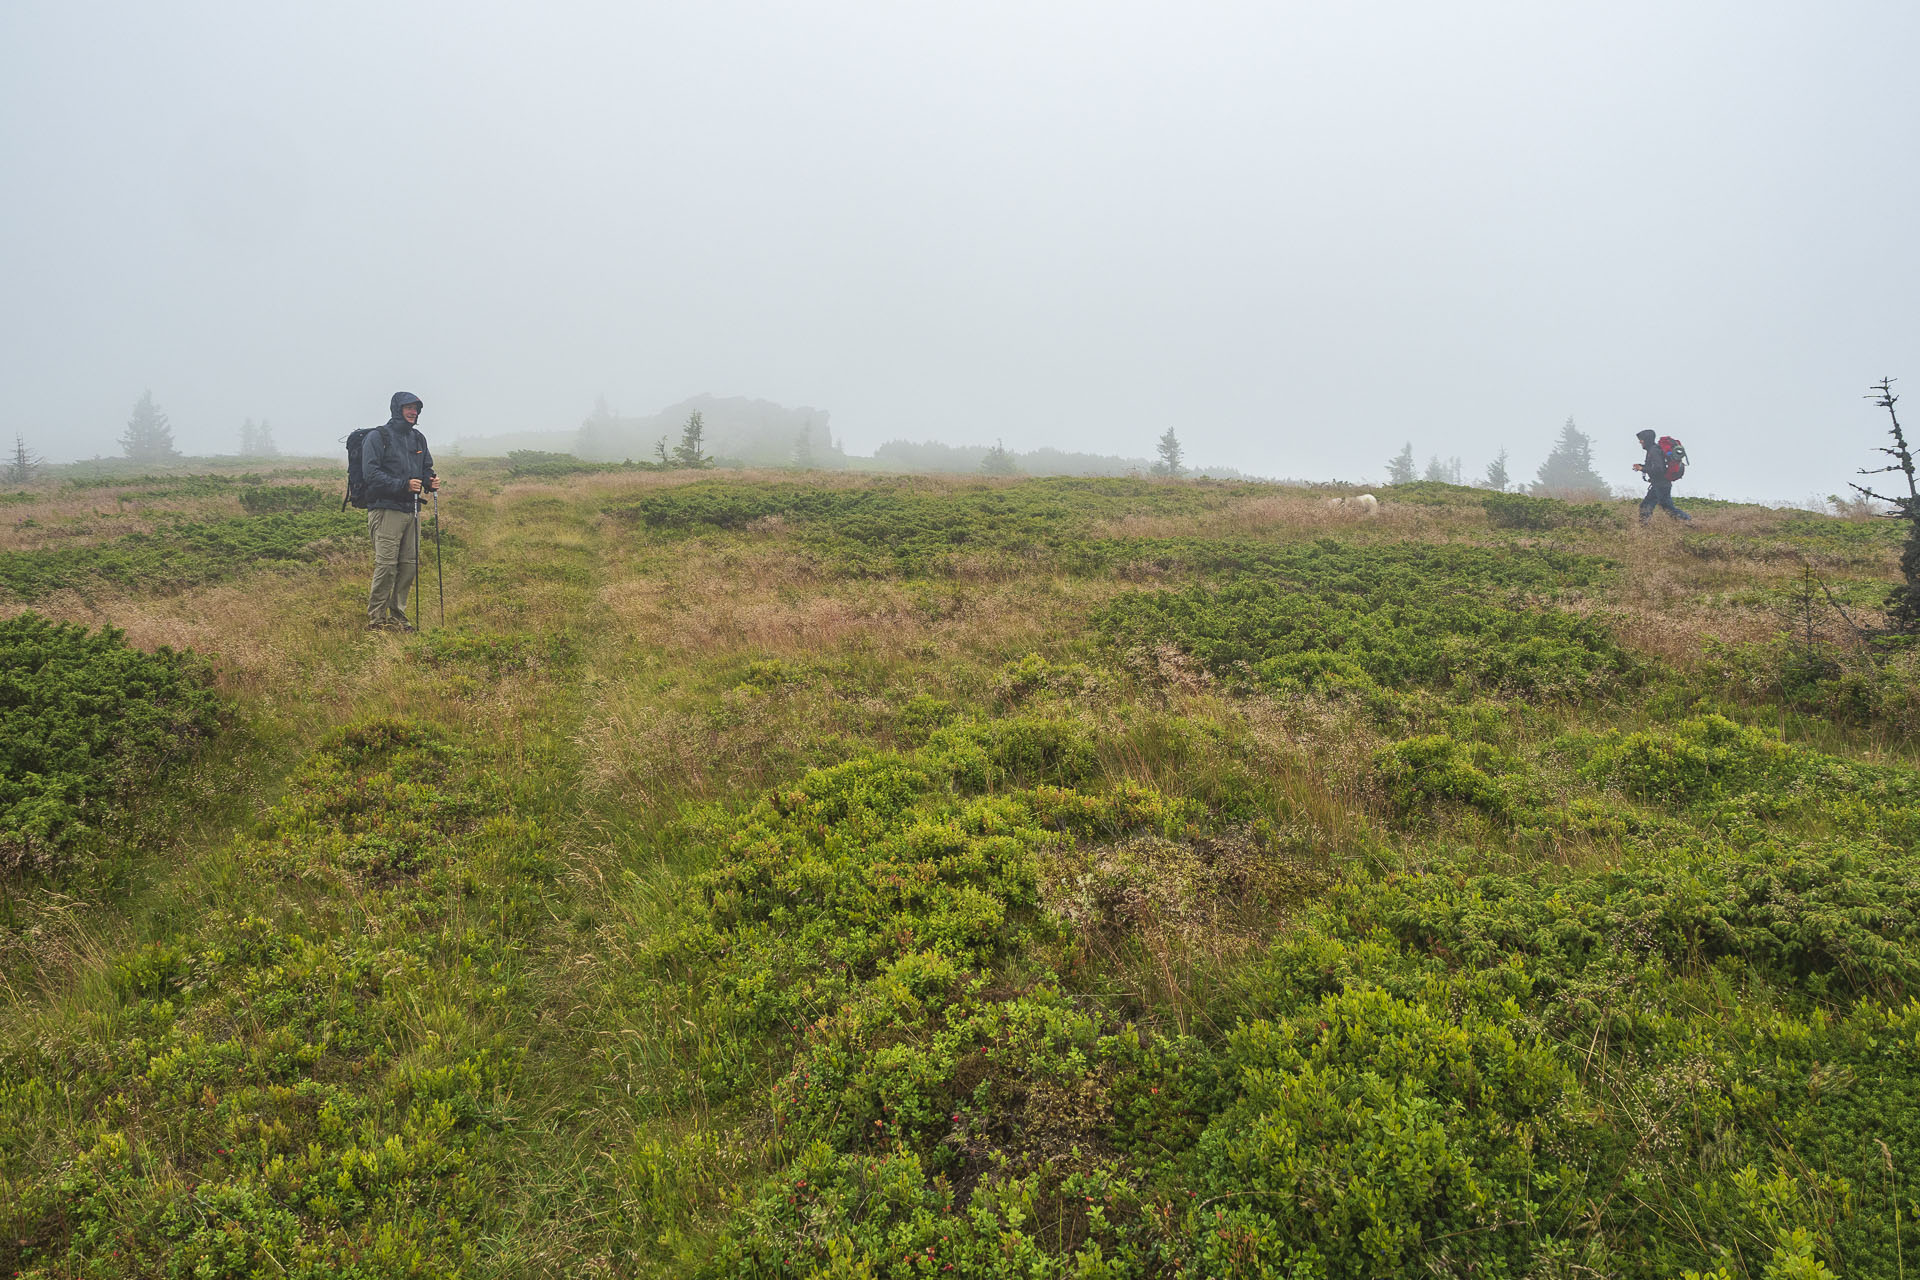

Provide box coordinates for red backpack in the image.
[1655,436,1688,482]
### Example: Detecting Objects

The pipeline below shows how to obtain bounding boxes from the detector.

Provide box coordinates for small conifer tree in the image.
[1386,442,1416,485]
[121,391,180,463]
[6,435,40,485]
[980,439,1018,475]
[1152,428,1185,478]
[1530,418,1610,498]
[673,411,712,469]
[1480,448,1511,492]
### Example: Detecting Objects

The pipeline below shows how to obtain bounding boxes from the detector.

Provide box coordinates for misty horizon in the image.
[5,2,1915,506]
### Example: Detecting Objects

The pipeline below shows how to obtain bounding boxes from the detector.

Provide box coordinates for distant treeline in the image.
[869,438,1265,481]
[575,394,848,469]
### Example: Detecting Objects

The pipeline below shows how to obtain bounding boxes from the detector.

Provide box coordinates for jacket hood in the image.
[390,392,423,419]
[1636,430,1658,445]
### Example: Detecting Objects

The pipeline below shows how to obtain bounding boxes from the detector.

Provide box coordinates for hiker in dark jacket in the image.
[1632,428,1690,525]
[364,392,438,629]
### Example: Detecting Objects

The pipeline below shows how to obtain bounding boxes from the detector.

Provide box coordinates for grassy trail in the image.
[0,478,655,1277]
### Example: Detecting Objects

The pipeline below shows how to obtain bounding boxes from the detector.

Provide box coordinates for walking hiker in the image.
[362,392,438,629]
[1632,428,1691,525]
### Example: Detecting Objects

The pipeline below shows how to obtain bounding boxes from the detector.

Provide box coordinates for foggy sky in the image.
[3,1,1915,502]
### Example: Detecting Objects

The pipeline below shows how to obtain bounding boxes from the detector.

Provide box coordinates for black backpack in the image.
[342,428,375,510]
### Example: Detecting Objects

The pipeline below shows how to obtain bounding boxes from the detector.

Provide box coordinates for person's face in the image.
[402,404,421,425]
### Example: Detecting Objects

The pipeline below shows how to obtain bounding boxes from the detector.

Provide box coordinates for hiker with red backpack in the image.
[1633,429,1691,524]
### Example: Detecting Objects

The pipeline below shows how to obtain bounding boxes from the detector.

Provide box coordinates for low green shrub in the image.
[615,477,1272,576]
[239,483,329,514]
[1703,637,1920,740]
[505,450,653,478]
[1373,734,1528,822]
[0,509,363,600]
[1096,537,1614,596]
[1483,490,1617,530]
[1575,713,1796,804]
[0,720,560,1275]
[636,695,1920,1276]
[0,613,220,875]
[64,473,244,496]
[992,653,1101,704]
[1097,553,1634,704]
[921,715,1100,790]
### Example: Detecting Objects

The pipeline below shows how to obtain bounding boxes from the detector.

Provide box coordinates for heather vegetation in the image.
[2,466,1917,1278]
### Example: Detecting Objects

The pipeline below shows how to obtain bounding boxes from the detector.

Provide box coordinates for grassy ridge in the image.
[3,472,1919,1277]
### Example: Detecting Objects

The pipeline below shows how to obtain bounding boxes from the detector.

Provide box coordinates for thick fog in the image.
[2,1,1915,502]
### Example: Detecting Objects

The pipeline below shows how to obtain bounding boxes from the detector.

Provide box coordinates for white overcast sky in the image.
[2,1,1914,501]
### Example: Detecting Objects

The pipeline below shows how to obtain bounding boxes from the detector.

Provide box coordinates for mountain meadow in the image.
[2,466,1917,1280]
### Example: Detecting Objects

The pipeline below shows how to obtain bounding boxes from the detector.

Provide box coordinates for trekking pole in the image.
[413,493,422,630]
[432,488,444,627]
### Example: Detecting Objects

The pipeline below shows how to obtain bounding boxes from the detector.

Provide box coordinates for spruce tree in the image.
[1530,418,1610,498]
[121,391,180,463]
[1480,448,1511,492]
[792,423,815,469]
[1152,428,1185,478]
[1386,442,1416,485]
[980,439,1018,475]
[6,435,40,485]
[672,410,712,469]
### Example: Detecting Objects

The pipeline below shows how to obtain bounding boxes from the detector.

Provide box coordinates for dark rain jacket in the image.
[1640,442,1671,485]
[363,393,436,513]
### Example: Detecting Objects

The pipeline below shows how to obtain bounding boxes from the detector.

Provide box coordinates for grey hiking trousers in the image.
[367,505,420,624]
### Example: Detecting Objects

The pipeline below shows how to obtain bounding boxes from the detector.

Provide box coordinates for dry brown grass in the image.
[0,488,267,552]
[0,890,114,1004]
[1039,825,1320,1035]
[0,553,369,709]
[1581,522,1880,664]
[592,536,1124,666]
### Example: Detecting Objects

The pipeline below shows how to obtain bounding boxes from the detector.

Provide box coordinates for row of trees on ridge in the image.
[1387,418,1612,497]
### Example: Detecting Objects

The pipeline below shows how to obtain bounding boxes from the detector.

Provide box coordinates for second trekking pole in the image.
[432,488,444,627]
[412,493,422,631]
